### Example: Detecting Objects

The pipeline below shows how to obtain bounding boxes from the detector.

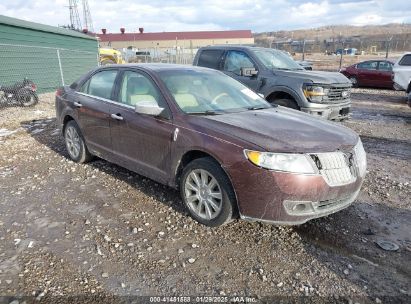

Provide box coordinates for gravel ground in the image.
[0,89,410,304]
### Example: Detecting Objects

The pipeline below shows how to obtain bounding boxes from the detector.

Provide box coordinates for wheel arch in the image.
[174,149,239,215]
[62,114,76,133]
[265,86,301,105]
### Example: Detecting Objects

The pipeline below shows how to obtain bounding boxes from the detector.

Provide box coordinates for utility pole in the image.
[385,36,393,59]
[302,39,306,61]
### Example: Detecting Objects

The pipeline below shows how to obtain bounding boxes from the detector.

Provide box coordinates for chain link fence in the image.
[0,43,98,108]
[124,47,196,65]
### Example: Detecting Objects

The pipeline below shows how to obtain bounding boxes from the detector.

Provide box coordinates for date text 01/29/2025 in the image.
[149,296,258,303]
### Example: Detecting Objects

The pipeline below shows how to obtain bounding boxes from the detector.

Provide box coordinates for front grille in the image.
[323,85,351,103]
[311,152,356,186]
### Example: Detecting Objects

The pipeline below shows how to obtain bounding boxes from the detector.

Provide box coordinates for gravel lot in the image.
[0,88,410,304]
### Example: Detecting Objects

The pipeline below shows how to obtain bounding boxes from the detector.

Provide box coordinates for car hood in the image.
[193,107,358,153]
[274,69,351,85]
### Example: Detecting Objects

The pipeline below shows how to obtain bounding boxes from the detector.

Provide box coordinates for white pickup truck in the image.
[393,52,411,92]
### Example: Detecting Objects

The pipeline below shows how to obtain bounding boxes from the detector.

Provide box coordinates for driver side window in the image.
[118,71,162,107]
[223,51,255,75]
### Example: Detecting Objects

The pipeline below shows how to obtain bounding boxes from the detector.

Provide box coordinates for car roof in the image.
[199,45,274,52]
[96,63,214,72]
[357,59,394,64]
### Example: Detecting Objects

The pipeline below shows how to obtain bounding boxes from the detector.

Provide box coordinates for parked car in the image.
[296,60,313,70]
[339,60,394,89]
[281,51,313,70]
[393,52,411,92]
[55,64,366,227]
[408,91,411,107]
[193,46,352,120]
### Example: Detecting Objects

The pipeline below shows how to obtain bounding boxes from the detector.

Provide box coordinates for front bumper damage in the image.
[227,149,365,225]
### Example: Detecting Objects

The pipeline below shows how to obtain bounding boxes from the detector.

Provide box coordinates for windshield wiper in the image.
[187,110,221,116]
[247,106,271,110]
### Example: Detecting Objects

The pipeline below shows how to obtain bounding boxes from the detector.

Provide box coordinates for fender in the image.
[263,85,302,105]
[59,107,80,132]
[171,146,241,215]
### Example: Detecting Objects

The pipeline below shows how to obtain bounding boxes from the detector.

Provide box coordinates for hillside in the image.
[254,24,411,53]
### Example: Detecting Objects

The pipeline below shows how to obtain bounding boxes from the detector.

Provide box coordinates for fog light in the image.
[284,200,314,215]
[293,203,306,212]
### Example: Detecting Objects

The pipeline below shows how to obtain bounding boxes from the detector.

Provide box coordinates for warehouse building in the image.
[0,15,98,92]
[97,28,254,49]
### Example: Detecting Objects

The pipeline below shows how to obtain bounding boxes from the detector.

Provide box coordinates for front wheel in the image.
[64,121,93,163]
[349,76,358,87]
[180,157,236,227]
[268,97,299,110]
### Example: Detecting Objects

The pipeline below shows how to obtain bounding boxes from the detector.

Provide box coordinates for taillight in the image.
[56,88,63,97]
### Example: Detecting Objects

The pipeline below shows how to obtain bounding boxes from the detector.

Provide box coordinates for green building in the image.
[0,15,98,93]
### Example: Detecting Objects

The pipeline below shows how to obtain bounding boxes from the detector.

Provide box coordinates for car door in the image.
[357,61,379,86]
[222,50,260,91]
[377,61,394,88]
[75,69,118,158]
[109,69,174,183]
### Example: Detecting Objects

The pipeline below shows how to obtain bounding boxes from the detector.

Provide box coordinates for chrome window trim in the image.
[76,92,135,110]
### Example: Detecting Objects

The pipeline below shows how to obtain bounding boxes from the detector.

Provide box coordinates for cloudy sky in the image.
[1,0,411,33]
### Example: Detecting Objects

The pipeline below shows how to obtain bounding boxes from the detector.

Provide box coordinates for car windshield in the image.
[159,69,272,114]
[252,49,304,71]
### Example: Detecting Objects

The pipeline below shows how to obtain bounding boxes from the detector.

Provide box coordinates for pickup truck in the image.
[393,52,411,93]
[193,46,352,120]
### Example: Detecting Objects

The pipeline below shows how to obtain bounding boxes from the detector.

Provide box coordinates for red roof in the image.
[97,30,253,42]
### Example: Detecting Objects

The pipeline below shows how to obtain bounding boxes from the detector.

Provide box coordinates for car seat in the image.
[126,76,156,106]
[167,78,198,110]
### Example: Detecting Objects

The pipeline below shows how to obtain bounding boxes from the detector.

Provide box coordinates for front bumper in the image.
[227,160,364,225]
[301,101,351,120]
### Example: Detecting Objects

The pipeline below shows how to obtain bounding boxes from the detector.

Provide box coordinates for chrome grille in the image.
[312,152,356,186]
[323,85,351,103]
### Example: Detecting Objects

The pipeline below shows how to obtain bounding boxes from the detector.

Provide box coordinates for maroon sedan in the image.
[340,60,394,89]
[55,64,366,227]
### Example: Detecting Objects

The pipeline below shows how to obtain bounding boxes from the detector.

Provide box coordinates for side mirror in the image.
[241,67,258,77]
[135,100,164,116]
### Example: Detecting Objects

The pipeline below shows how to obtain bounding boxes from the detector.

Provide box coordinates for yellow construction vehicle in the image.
[99,48,125,65]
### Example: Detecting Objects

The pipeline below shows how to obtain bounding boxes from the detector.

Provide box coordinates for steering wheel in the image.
[211,92,229,104]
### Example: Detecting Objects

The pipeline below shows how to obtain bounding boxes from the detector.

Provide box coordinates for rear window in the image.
[197,49,224,70]
[81,70,118,100]
[399,54,411,66]
[357,61,378,70]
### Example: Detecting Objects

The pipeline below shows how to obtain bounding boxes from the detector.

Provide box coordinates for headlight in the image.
[303,84,328,102]
[353,139,366,177]
[244,150,317,174]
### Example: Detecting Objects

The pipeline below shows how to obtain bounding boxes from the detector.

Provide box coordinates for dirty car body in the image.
[55,64,366,226]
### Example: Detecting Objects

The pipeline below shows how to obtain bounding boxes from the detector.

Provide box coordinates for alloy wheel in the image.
[65,126,81,159]
[184,169,223,220]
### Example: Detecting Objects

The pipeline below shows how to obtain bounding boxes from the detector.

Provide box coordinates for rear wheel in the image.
[180,157,236,227]
[268,97,299,110]
[64,120,93,163]
[18,90,38,107]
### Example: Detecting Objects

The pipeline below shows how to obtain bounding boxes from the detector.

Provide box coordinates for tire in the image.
[101,59,116,65]
[180,157,236,227]
[269,97,299,110]
[64,120,93,163]
[349,76,358,87]
[18,91,38,107]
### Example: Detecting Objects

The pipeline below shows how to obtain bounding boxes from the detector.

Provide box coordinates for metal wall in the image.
[0,21,98,93]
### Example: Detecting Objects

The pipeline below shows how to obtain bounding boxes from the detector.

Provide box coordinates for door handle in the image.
[73,101,82,108]
[111,113,124,121]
